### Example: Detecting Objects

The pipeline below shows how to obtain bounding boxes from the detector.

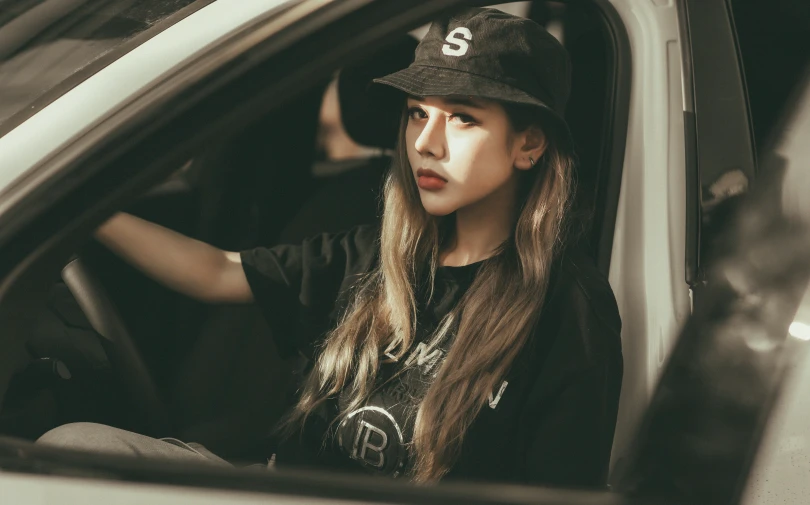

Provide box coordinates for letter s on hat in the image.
[442,27,472,57]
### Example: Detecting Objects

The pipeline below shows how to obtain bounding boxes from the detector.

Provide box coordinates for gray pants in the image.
[38,422,231,466]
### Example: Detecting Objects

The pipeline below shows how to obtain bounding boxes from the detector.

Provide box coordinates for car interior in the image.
[0,0,625,470]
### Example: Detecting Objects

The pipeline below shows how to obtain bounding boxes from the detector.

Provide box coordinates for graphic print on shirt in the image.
[404,342,444,373]
[334,264,497,477]
[336,405,407,476]
[488,380,509,409]
[335,340,445,476]
[336,338,511,476]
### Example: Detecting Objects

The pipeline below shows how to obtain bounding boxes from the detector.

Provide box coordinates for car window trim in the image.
[680,0,757,292]
[0,1,640,501]
[588,0,631,275]
[0,0,216,139]
[0,0,298,201]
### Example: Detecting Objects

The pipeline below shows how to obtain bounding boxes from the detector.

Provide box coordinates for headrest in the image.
[337,34,418,150]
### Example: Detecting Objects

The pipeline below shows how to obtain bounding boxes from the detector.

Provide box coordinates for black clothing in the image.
[240,225,622,488]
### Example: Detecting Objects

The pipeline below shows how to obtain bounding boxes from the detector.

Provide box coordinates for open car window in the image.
[0,0,208,136]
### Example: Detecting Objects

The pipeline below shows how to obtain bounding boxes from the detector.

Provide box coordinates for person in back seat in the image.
[39,8,622,489]
[278,34,418,244]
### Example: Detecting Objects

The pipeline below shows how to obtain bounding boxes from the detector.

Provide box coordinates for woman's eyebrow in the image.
[443,96,485,109]
[406,95,485,109]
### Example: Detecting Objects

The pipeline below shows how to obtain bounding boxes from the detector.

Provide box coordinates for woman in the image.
[39,8,622,489]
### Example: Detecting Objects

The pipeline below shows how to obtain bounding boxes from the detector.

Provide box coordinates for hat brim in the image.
[372,65,573,149]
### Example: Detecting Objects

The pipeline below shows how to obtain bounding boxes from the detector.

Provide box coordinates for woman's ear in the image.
[514,126,548,171]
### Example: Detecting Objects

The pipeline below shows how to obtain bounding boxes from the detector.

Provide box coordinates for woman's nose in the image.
[414,116,446,159]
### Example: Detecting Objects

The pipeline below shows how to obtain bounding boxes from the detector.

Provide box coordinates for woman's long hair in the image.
[282,102,576,482]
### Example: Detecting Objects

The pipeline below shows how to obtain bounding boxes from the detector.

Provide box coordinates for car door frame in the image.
[0,0,633,502]
[678,0,757,302]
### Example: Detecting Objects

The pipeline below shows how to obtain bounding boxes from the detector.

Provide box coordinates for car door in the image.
[678,0,757,304]
[616,67,810,505]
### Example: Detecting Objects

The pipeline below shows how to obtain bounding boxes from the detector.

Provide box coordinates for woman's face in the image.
[405,95,531,217]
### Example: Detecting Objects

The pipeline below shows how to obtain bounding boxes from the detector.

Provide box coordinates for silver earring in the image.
[528,156,536,166]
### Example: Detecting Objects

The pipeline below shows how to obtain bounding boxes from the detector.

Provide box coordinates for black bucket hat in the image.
[373,7,573,147]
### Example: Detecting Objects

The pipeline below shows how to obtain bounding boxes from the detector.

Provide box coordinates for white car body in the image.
[0,470,350,505]
[0,0,294,190]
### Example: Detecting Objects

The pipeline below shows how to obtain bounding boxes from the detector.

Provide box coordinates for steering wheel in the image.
[61,256,170,436]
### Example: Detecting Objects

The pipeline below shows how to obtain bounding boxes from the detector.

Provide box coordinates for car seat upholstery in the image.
[189,82,329,250]
[561,4,610,259]
[528,0,611,262]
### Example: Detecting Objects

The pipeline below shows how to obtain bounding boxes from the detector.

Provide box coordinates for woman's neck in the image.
[440,180,518,267]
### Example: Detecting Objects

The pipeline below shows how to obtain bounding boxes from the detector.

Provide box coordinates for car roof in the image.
[0,0,293,198]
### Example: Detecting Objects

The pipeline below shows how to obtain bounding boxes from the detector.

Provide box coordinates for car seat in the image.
[527,1,612,266]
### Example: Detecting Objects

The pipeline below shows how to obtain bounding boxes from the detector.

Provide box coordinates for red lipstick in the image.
[416,168,447,190]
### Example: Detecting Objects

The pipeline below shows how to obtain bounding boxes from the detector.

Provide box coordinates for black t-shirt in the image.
[240,224,623,489]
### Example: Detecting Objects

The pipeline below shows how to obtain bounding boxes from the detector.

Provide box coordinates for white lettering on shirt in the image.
[404,342,444,373]
[352,420,388,468]
[488,380,509,409]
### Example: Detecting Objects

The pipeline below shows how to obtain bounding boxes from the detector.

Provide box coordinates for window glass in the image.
[730,0,810,153]
[0,0,204,130]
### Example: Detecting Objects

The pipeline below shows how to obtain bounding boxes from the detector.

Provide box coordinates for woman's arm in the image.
[94,212,253,303]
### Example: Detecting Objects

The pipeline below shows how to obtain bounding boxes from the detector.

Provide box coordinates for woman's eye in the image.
[450,113,477,125]
[407,107,427,120]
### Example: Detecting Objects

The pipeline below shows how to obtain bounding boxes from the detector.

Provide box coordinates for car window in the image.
[0,0,208,134]
[729,0,810,156]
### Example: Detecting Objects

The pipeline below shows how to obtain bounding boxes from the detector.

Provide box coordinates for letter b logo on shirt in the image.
[351,420,388,468]
[442,27,472,57]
